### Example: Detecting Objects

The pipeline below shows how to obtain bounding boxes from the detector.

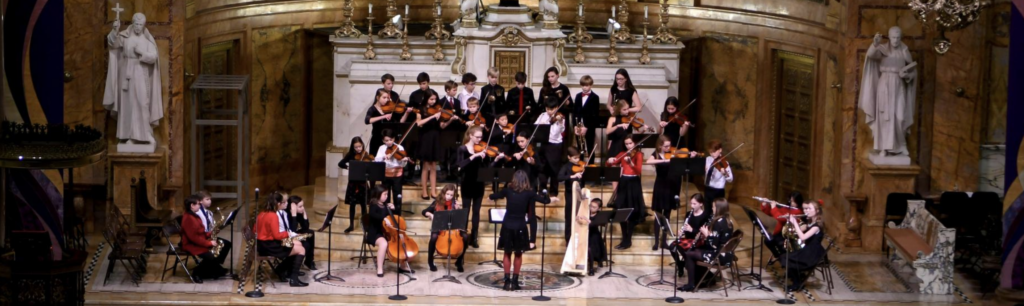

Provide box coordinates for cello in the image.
[383,212,419,265]
[433,198,465,259]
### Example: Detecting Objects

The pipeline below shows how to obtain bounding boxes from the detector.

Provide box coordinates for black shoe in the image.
[277,272,290,282]
[289,278,309,287]
[652,244,659,251]
[676,284,695,292]
[377,272,384,278]
[428,263,438,272]
[470,238,480,249]
[344,226,354,234]
[502,274,512,291]
[588,270,595,276]
[511,274,522,291]
[306,263,318,271]
[191,275,204,284]
[597,261,604,268]
[398,268,414,274]
[421,195,431,200]
[456,264,464,273]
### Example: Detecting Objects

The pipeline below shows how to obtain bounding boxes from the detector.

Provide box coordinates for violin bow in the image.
[710,142,746,165]
[386,123,418,159]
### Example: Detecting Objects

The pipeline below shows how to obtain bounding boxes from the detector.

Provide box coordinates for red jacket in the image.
[256,211,289,241]
[608,151,643,176]
[761,204,803,235]
[181,212,213,256]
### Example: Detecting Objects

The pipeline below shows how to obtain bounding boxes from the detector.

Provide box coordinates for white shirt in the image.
[705,156,733,189]
[277,210,297,238]
[580,91,591,108]
[534,112,565,144]
[458,89,479,113]
[374,144,409,168]
[197,207,211,232]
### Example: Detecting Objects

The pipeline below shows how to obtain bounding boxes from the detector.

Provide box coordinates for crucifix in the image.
[112,2,124,22]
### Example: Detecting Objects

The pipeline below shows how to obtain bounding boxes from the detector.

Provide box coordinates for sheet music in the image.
[490,209,507,223]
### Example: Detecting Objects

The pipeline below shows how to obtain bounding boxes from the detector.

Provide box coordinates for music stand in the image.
[582,167,620,210]
[219,205,241,276]
[431,209,468,283]
[648,212,674,287]
[633,133,660,149]
[482,208,506,269]
[741,206,772,292]
[315,204,344,282]
[478,168,514,267]
[350,160,386,215]
[599,208,632,279]
[532,124,552,145]
[669,157,705,241]
[656,206,685,304]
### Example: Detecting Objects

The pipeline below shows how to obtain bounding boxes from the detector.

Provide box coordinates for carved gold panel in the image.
[494,51,526,90]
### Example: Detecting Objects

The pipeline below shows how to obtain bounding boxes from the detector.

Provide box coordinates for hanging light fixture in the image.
[907,0,988,54]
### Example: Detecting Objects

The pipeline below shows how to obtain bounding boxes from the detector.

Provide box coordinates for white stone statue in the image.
[539,0,559,21]
[859,26,917,164]
[103,12,163,151]
[461,0,478,21]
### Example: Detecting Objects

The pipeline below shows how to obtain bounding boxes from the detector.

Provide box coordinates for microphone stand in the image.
[386,194,411,301]
[776,219,795,304]
[665,199,684,304]
[532,189,551,302]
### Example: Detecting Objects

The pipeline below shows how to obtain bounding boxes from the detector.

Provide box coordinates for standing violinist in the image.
[647,135,698,251]
[606,136,646,250]
[503,132,537,178]
[605,99,650,193]
[338,136,370,233]
[488,113,516,157]
[480,67,506,117]
[440,81,464,181]
[461,98,488,132]
[367,185,414,277]
[556,146,584,242]
[421,184,468,272]
[415,91,452,200]
[365,89,409,153]
[534,97,566,200]
[374,129,410,214]
[457,126,490,249]
[704,140,733,212]
[658,97,691,148]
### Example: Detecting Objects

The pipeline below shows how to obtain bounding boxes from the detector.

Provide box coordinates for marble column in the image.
[861,161,920,251]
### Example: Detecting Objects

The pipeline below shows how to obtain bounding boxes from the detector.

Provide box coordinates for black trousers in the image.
[384,176,403,213]
[195,251,228,279]
[563,180,576,243]
[462,184,484,241]
[537,142,563,196]
[428,231,467,267]
[297,230,315,266]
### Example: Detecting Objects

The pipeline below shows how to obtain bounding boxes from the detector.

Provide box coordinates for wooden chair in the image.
[160,221,198,282]
[351,214,377,268]
[696,230,744,297]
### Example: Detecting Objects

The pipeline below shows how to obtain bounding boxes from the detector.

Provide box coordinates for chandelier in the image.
[907,0,987,54]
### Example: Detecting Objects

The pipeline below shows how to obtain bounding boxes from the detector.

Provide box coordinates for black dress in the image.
[490,188,551,252]
[365,203,389,245]
[682,210,711,240]
[539,83,572,111]
[698,218,734,265]
[588,215,607,264]
[365,106,395,153]
[781,223,825,270]
[607,116,628,158]
[651,153,681,211]
[661,112,683,148]
[610,87,637,107]
[417,110,444,162]
[338,152,368,205]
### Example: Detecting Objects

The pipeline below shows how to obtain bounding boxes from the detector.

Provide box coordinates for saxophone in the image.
[210,207,227,257]
[282,233,312,248]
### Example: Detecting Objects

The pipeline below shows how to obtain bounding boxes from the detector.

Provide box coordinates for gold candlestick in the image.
[607,35,619,64]
[400,15,412,60]
[653,0,678,44]
[433,33,445,61]
[613,0,635,44]
[378,0,403,39]
[568,2,593,44]
[639,18,651,64]
[425,2,451,40]
[365,16,377,59]
[335,0,362,38]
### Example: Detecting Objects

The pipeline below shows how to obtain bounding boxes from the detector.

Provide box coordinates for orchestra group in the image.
[178,67,828,294]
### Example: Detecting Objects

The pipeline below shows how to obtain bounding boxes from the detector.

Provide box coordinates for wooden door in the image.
[772,50,815,200]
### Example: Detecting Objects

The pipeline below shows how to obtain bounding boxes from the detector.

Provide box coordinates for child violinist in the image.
[534,96,566,199]
[365,89,411,153]
[421,184,468,272]
[605,99,650,193]
[337,136,371,233]
[458,126,490,248]
[557,146,584,242]
[658,97,692,148]
[415,91,454,200]
[606,136,646,250]
[462,98,488,132]
[374,129,410,214]
[647,135,698,251]
[704,140,733,211]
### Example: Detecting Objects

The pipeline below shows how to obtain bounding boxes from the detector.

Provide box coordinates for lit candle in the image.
[579,5,583,17]
[405,4,409,15]
[438,5,441,16]
[645,6,648,18]
[612,6,616,17]
[369,3,373,13]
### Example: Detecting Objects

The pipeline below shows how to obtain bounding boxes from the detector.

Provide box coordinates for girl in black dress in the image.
[421,184,468,272]
[458,126,490,248]
[610,68,642,113]
[489,170,553,291]
[507,132,538,179]
[606,136,646,250]
[646,135,693,251]
[670,194,710,277]
[367,185,413,277]
[586,198,607,276]
[658,97,692,148]
[677,198,735,292]
[539,67,572,113]
[365,89,408,152]
[416,91,454,200]
[781,200,827,292]
[338,136,370,233]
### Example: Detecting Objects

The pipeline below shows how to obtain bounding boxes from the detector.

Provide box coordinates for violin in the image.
[571,160,587,173]
[426,103,443,116]
[549,112,564,124]
[386,144,408,160]
[380,100,409,114]
[356,150,375,161]
[714,158,729,172]
[433,200,465,258]
[670,147,705,159]
[467,112,486,127]
[383,213,419,264]
[668,112,689,126]
[519,145,535,159]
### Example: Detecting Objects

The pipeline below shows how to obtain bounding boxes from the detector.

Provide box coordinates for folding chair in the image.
[351,214,377,268]
[812,237,837,295]
[160,222,199,282]
[696,230,745,297]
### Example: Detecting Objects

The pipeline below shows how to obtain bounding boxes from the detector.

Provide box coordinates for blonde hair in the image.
[612,99,630,116]
[580,75,594,86]
[467,97,480,108]
[487,67,500,78]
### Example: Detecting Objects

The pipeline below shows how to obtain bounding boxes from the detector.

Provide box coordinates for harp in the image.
[560,181,591,275]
